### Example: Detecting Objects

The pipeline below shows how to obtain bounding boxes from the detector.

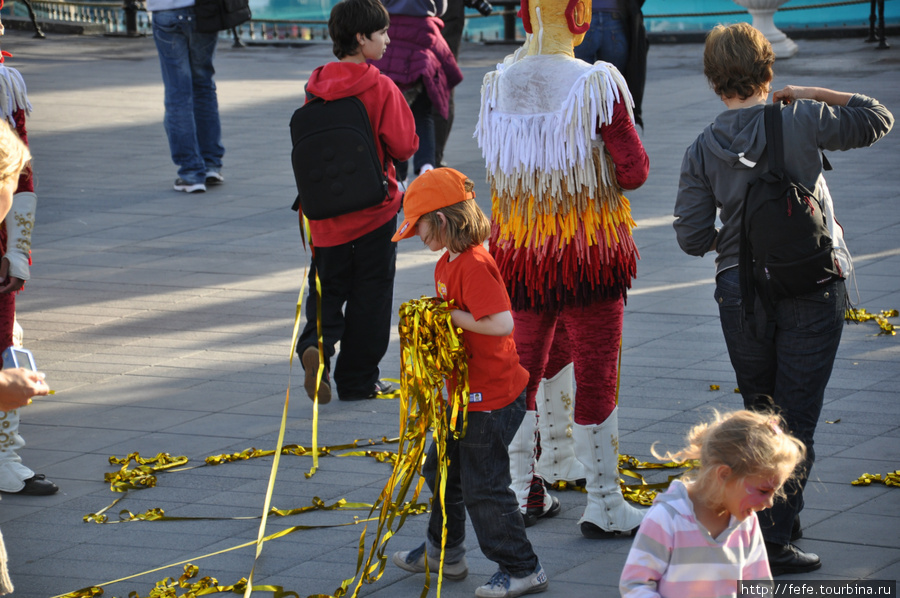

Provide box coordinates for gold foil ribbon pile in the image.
[852,471,900,488]
[551,456,699,506]
[845,307,898,335]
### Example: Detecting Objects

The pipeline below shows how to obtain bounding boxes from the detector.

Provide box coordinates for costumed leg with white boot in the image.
[477,0,649,541]
[565,300,643,538]
[0,37,58,496]
[508,313,561,527]
[534,320,585,486]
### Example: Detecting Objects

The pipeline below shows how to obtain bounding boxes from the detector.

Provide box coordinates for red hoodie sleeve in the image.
[375,79,418,164]
[600,100,649,191]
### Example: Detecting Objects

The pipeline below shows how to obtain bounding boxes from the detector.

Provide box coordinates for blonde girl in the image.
[620,410,805,597]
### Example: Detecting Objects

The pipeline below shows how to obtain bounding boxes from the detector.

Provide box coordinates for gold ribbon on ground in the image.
[551,456,699,506]
[104,452,189,492]
[851,470,900,487]
[845,307,898,335]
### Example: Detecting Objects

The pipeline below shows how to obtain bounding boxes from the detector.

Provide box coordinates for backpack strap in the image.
[760,103,783,339]
[740,103,782,340]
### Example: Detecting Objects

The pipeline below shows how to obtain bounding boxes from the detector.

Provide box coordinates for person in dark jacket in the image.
[573,0,647,128]
[674,23,893,576]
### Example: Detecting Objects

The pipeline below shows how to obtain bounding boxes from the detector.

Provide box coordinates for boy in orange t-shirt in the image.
[390,168,548,598]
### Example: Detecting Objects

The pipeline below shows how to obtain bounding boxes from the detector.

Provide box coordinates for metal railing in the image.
[7,0,894,45]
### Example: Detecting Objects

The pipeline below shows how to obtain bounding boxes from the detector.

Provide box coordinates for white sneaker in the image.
[392,545,468,581]
[475,565,548,598]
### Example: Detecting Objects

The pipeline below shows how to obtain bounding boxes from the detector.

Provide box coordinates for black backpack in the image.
[290,95,389,220]
[194,0,251,33]
[739,102,843,339]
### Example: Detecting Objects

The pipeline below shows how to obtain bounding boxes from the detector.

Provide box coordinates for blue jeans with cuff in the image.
[715,267,846,545]
[422,392,539,577]
[152,7,224,184]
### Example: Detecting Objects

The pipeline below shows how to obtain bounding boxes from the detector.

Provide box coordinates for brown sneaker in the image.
[302,346,331,404]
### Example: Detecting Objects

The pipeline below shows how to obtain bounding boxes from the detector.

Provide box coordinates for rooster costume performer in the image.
[476,0,648,538]
[0,12,57,497]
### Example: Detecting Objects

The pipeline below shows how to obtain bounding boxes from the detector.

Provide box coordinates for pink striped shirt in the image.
[620,479,772,597]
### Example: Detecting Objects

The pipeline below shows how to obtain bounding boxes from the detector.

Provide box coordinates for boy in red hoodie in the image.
[295,0,418,403]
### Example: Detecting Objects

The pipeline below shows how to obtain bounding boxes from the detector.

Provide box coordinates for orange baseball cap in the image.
[392,168,476,242]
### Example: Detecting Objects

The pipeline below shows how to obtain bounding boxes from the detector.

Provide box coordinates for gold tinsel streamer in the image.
[331,297,469,598]
[70,296,705,597]
[104,452,190,493]
[851,470,900,488]
[845,307,898,335]
[552,456,700,506]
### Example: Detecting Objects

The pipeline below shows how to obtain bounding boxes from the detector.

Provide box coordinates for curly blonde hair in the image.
[703,23,775,100]
[0,120,31,185]
[655,409,805,510]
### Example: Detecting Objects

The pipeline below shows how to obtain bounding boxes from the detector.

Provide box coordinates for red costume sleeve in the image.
[600,100,648,191]
[13,109,33,194]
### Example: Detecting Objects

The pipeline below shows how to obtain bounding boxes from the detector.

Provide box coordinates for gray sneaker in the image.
[392,544,468,581]
[174,178,206,193]
[475,565,548,598]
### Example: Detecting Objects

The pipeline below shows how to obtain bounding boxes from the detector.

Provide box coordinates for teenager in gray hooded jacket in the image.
[673,23,893,578]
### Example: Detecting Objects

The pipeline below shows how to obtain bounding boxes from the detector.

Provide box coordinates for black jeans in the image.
[716,268,846,545]
[423,392,539,577]
[296,217,397,398]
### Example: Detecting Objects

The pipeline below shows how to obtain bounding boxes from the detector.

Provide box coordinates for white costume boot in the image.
[534,363,585,484]
[508,409,537,511]
[0,409,32,492]
[507,408,559,527]
[4,191,36,283]
[573,407,644,538]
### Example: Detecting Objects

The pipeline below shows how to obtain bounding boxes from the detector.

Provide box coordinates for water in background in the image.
[248,0,898,38]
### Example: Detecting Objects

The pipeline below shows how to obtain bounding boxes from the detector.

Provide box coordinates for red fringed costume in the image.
[476,0,649,537]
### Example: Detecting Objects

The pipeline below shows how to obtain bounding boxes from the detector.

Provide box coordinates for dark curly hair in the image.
[703,23,775,101]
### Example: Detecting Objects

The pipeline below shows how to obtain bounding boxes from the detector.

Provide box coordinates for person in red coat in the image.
[295,0,418,403]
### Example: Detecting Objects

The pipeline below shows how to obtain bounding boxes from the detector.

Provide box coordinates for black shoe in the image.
[580,521,638,539]
[765,542,821,576]
[302,347,331,404]
[2,474,59,496]
[522,476,561,527]
[791,515,802,542]
[340,379,394,401]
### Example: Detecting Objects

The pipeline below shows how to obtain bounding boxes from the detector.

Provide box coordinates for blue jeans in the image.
[423,392,538,577]
[574,10,628,74]
[715,268,846,545]
[152,7,224,184]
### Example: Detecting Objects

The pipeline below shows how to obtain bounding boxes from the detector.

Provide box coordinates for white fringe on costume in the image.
[0,64,31,124]
[476,59,634,207]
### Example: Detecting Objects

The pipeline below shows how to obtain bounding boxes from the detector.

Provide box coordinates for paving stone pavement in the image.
[0,26,897,598]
